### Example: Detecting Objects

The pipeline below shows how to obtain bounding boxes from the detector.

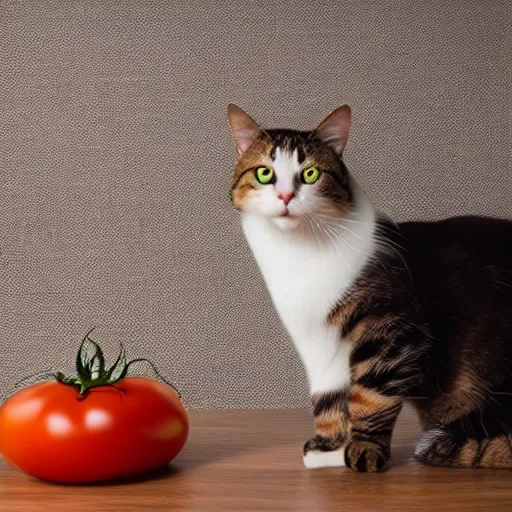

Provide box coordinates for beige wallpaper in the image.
[1,0,510,408]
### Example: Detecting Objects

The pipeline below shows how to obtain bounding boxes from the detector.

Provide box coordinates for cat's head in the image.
[227,104,354,230]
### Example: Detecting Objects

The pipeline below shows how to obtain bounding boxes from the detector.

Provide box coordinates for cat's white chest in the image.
[245,226,349,329]
[241,212,376,395]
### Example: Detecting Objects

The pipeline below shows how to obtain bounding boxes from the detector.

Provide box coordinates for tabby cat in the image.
[227,104,512,472]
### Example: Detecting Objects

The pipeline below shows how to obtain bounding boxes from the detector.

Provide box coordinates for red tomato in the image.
[0,377,188,483]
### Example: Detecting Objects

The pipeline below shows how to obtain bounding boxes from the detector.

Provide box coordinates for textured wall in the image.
[1,0,510,408]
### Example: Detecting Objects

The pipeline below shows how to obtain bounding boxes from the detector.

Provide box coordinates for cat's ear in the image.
[313,105,352,156]
[227,104,264,156]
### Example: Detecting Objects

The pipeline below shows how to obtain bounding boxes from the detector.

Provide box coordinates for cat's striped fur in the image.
[227,104,512,472]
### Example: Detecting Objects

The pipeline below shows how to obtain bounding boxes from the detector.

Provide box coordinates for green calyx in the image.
[52,328,180,398]
[54,328,129,395]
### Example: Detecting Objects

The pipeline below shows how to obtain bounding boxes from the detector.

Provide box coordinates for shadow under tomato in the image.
[37,464,182,487]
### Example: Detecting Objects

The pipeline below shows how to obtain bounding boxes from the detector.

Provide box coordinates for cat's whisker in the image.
[381,211,401,229]
[320,212,410,243]
[323,228,351,270]
[307,213,351,270]
[315,211,409,274]
[336,224,366,243]
[375,223,408,241]
[315,215,366,244]
[323,225,356,255]
[373,238,412,278]
[373,234,410,255]
[304,212,325,251]
[337,217,362,224]
[314,215,361,254]
[325,216,409,242]
[328,227,361,254]
[308,213,336,256]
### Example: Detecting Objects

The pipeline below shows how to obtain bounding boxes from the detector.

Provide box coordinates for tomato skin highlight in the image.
[0,377,188,483]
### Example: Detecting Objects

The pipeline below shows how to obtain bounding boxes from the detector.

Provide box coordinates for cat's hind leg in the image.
[415,404,512,469]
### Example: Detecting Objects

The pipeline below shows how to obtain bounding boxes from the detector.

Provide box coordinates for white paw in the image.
[303,447,346,469]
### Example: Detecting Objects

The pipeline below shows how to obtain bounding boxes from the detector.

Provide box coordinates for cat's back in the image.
[399,215,512,274]
[399,215,512,300]
[400,215,512,243]
[399,215,512,391]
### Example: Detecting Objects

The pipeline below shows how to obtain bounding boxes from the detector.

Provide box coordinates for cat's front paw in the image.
[303,435,345,469]
[345,440,389,472]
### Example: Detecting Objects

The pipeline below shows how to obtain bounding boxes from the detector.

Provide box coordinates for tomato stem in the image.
[51,330,182,398]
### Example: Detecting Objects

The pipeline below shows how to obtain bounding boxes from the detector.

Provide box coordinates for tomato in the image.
[0,377,188,483]
[0,334,188,484]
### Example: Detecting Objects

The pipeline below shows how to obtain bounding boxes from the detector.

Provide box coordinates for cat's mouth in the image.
[281,204,296,217]
[272,214,301,230]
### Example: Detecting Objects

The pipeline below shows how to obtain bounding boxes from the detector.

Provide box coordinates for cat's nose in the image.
[278,192,294,205]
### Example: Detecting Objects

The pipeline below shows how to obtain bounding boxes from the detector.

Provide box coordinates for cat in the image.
[227,103,512,472]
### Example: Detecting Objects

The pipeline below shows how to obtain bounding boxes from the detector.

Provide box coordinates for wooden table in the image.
[1,404,511,511]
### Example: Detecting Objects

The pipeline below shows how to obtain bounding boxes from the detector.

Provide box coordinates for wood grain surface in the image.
[1,404,511,511]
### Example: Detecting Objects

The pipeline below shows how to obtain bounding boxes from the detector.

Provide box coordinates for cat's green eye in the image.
[255,166,274,184]
[302,166,321,184]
